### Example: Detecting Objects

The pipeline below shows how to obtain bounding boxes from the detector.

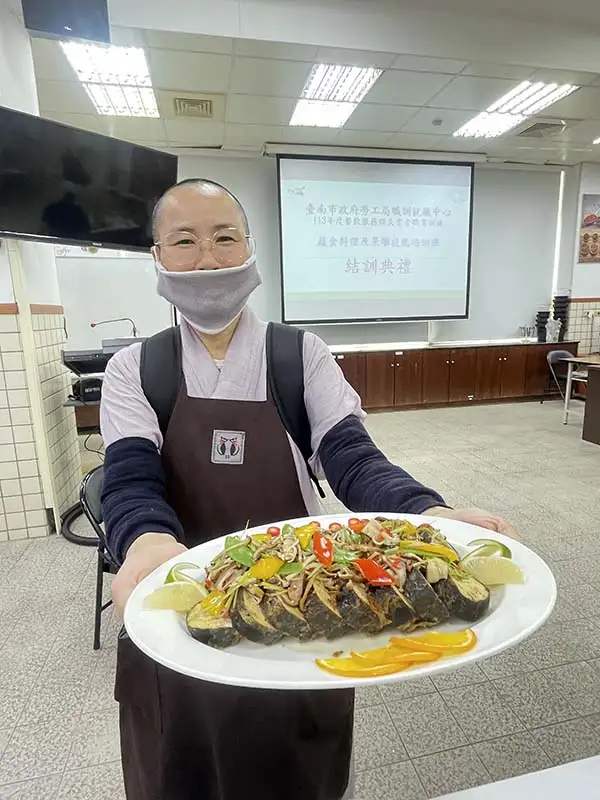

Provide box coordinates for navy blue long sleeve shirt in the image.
[102,416,447,564]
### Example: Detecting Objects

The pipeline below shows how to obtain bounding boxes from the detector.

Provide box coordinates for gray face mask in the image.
[155,246,262,334]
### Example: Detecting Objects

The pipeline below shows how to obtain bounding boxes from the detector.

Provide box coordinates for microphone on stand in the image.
[90,317,139,337]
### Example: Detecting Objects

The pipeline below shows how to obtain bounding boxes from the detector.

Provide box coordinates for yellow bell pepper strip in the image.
[249,556,285,580]
[389,540,459,563]
[200,590,228,617]
[250,534,271,546]
[390,629,477,654]
[294,523,316,550]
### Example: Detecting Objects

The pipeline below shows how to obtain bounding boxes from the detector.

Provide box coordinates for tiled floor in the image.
[1,400,600,800]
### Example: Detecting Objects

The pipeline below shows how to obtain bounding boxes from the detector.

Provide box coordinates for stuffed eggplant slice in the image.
[184,518,492,648]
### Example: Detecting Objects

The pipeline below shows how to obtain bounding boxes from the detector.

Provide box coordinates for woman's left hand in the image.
[424,506,519,540]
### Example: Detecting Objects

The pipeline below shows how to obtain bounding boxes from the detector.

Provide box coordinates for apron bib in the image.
[115,388,354,800]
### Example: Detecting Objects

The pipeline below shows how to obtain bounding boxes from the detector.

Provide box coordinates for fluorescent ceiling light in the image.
[290,63,382,127]
[60,41,159,117]
[594,137,600,145]
[454,81,578,139]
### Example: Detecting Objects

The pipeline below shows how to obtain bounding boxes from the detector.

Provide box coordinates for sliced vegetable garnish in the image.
[354,558,395,586]
[348,518,368,534]
[333,546,358,565]
[278,562,303,577]
[390,629,477,654]
[249,556,285,580]
[267,526,281,537]
[224,536,254,567]
[295,524,315,550]
[200,589,228,617]
[465,538,512,560]
[390,540,459,563]
[313,532,334,566]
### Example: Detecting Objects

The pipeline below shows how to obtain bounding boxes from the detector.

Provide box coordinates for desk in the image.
[582,366,600,445]
[561,355,600,424]
[64,399,101,434]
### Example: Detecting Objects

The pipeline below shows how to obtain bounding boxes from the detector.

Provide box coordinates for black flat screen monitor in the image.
[0,105,178,251]
[21,0,111,44]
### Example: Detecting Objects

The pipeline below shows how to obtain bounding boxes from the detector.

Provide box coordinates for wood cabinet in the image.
[394,350,423,406]
[422,349,451,404]
[476,347,503,400]
[500,346,528,398]
[364,352,395,408]
[340,341,579,410]
[448,348,477,402]
[334,353,366,400]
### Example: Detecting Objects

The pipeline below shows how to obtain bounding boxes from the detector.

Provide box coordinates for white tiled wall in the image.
[0,313,46,540]
[566,301,600,354]
[0,311,81,541]
[33,313,81,517]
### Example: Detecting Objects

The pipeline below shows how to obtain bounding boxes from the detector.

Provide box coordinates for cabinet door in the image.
[448,348,477,402]
[394,350,423,406]
[365,352,395,408]
[500,346,528,398]
[475,347,503,400]
[335,353,366,401]
[422,349,450,404]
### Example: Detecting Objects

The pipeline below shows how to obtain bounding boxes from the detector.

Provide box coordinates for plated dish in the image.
[124,513,556,690]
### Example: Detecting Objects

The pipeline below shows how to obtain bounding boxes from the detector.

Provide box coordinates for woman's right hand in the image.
[112,532,188,616]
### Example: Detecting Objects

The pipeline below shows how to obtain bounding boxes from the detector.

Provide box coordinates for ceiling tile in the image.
[164,118,225,145]
[314,47,396,69]
[529,68,599,87]
[429,76,519,111]
[461,63,535,80]
[233,40,317,61]
[367,70,453,107]
[436,136,488,154]
[230,57,311,97]
[101,117,168,143]
[30,38,76,82]
[109,26,147,47]
[144,30,233,54]
[546,119,600,143]
[541,87,600,119]
[343,103,416,132]
[333,129,394,147]
[148,50,232,93]
[279,126,339,145]
[226,94,296,125]
[401,107,475,135]
[37,80,95,115]
[383,132,444,150]
[224,123,283,147]
[40,112,109,135]
[390,54,467,74]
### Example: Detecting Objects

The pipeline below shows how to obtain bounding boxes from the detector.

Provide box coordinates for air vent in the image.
[517,121,566,138]
[174,97,214,118]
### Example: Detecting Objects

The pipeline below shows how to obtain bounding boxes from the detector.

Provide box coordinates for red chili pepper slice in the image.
[313,532,334,566]
[329,522,342,533]
[354,558,395,586]
[267,526,281,537]
[348,517,367,533]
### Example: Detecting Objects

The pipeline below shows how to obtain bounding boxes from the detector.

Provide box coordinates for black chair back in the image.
[80,466,118,565]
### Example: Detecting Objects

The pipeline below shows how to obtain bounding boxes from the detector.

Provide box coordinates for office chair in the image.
[80,466,119,650]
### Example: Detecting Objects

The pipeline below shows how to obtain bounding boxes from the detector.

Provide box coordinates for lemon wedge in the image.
[461,556,525,587]
[144,581,206,613]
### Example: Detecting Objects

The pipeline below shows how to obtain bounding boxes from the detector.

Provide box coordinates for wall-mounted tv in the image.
[0,106,178,251]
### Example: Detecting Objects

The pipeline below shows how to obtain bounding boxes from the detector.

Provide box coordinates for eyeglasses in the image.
[154,228,251,267]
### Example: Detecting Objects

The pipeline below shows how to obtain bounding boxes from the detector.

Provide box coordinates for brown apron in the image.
[115,386,354,800]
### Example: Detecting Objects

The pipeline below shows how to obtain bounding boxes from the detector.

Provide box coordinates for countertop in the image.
[328,338,574,354]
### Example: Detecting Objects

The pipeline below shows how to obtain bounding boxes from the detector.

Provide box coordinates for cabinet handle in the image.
[451,360,455,364]
[446,360,449,364]
[504,357,507,361]
[498,357,502,361]
[390,363,394,367]
[338,355,344,360]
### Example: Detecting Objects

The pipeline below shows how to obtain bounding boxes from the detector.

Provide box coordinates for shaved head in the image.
[151,178,249,241]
